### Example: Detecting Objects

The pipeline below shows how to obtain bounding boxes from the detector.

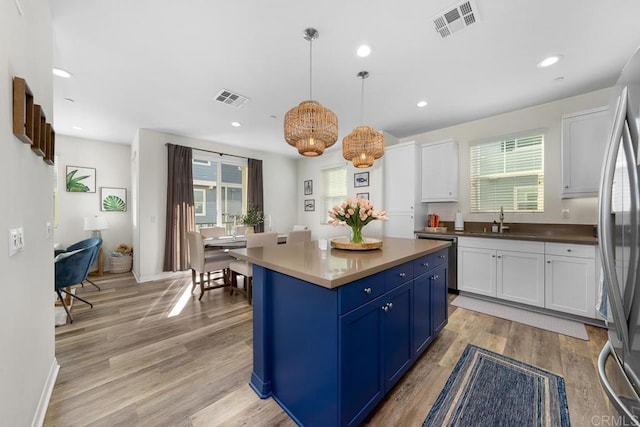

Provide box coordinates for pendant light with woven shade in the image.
[342,71,384,168]
[284,28,338,157]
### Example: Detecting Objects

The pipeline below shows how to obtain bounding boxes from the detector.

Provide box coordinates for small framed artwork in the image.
[304,199,315,212]
[356,192,370,200]
[101,187,127,212]
[304,179,313,195]
[66,166,96,192]
[354,171,369,188]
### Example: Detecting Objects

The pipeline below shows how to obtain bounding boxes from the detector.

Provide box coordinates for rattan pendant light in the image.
[342,71,384,168]
[284,28,338,157]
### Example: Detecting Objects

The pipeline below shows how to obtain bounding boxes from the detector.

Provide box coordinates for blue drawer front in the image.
[338,272,385,314]
[384,262,414,291]
[413,250,447,277]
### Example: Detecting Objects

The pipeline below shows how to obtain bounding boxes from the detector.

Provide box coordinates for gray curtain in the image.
[163,144,195,271]
[248,158,264,233]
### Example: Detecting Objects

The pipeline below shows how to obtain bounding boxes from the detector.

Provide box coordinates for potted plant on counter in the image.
[238,203,265,234]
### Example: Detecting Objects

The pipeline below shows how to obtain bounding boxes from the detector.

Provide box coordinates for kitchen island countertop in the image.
[230,236,450,288]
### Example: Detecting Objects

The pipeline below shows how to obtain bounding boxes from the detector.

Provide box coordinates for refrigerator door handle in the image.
[598,342,640,426]
[599,87,630,348]
[622,121,640,319]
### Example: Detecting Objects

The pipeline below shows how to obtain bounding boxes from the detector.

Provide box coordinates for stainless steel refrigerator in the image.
[598,46,640,425]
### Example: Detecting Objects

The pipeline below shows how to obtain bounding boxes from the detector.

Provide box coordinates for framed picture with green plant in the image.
[66,165,96,192]
[101,187,127,212]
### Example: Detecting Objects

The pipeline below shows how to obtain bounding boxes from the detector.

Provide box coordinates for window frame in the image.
[193,188,206,217]
[321,164,348,223]
[469,131,545,214]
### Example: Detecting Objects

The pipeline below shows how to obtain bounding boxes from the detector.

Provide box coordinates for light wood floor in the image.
[45,273,616,426]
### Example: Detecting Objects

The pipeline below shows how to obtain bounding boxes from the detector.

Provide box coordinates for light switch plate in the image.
[9,229,19,256]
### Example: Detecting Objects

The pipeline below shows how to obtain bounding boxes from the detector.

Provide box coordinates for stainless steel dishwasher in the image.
[415,233,458,293]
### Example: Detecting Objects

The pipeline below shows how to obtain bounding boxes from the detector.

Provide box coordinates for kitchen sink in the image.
[466,231,539,238]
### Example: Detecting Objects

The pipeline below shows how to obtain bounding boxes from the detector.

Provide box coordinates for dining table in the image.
[204,234,288,250]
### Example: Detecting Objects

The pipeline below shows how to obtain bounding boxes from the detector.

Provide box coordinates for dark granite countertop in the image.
[415,221,598,245]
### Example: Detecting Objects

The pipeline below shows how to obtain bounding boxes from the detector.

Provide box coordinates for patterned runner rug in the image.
[424,344,570,426]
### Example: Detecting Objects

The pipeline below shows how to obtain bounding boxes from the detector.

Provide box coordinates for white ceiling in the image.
[51,0,640,158]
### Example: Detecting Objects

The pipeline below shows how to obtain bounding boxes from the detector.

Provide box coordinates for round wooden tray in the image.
[330,237,383,250]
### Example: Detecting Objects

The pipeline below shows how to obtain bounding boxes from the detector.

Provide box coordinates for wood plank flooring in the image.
[45,273,616,426]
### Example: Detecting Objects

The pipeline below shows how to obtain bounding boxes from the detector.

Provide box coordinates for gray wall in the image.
[1,1,56,425]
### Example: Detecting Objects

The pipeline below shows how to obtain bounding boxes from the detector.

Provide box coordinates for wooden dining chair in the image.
[187,231,235,301]
[228,232,278,303]
[286,229,311,243]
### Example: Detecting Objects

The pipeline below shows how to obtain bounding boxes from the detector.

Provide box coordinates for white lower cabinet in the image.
[458,237,544,307]
[459,237,596,317]
[544,243,596,318]
[497,251,545,307]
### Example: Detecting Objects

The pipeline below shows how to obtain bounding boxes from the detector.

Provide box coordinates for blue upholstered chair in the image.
[56,237,103,290]
[54,240,100,323]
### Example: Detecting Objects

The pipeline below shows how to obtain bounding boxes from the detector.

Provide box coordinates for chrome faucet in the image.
[499,206,509,233]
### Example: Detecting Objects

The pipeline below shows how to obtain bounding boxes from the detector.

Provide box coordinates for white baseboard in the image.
[135,270,188,283]
[31,358,59,427]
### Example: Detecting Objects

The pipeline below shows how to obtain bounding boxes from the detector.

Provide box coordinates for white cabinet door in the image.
[497,251,545,307]
[384,212,415,239]
[545,254,596,317]
[562,107,610,198]
[458,246,496,297]
[421,140,458,202]
[385,143,416,212]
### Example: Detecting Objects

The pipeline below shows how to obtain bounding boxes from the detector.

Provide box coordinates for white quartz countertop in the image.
[230,237,450,289]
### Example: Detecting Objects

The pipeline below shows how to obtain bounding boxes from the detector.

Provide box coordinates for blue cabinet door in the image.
[382,281,414,390]
[432,264,448,334]
[413,272,433,356]
[340,295,385,426]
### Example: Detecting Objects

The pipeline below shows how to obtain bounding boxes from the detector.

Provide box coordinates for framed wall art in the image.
[356,192,370,200]
[304,199,315,212]
[354,171,369,188]
[101,187,127,212]
[304,179,313,195]
[66,166,96,192]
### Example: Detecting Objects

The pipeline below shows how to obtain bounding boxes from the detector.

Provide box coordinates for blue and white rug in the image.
[424,344,570,426]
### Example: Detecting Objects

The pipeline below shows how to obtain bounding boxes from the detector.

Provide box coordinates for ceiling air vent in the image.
[432,0,479,39]
[214,89,250,108]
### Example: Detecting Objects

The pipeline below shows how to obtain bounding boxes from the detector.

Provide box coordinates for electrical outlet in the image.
[9,228,19,256]
[561,209,570,219]
[46,222,53,239]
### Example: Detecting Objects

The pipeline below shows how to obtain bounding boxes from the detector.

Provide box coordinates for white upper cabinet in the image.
[561,106,611,198]
[421,140,458,202]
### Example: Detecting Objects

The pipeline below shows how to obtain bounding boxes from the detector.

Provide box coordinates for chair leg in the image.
[191,269,197,293]
[247,276,253,305]
[56,289,73,324]
[230,272,236,295]
[59,287,93,308]
[199,272,206,301]
[84,278,101,291]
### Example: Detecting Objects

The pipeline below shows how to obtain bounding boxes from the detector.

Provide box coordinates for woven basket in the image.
[109,255,132,273]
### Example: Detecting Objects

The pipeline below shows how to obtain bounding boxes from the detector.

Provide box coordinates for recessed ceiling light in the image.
[231,121,241,127]
[72,126,82,130]
[64,98,75,103]
[417,100,428,108]
[356,45,371,58]
[554,76,565,82]
[52,67,72,78]
[537,55,562,68]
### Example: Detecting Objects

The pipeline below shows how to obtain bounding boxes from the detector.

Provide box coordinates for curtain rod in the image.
[165,143,249,160]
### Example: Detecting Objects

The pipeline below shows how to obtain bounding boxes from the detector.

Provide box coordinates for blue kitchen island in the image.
[231,237,450,426]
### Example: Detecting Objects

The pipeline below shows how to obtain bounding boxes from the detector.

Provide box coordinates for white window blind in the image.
[194,188,206,216]
[470,134,544,213]
[322,166,347,218]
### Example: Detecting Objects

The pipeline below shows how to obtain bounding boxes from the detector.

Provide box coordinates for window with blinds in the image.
[322,166,347,219]
[470,134,544,213]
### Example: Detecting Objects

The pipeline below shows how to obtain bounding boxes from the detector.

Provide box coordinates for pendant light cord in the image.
[360,76,365,124]
[309,38,313,100]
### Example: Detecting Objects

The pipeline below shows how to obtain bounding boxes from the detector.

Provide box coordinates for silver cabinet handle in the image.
[492,254,496,258]
[566,249,572,252]
[388,302,393,309]
[439,255,446,259]
[497,255,502,259]
[399,272,406,277]
[382,304,389,312]
[547,260,551,264]
[364,287,372,294]
[422,262,429,267]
